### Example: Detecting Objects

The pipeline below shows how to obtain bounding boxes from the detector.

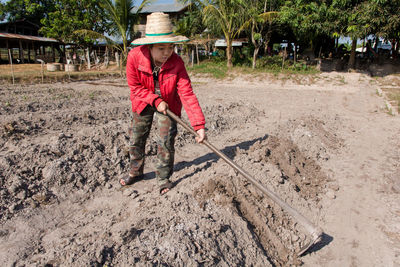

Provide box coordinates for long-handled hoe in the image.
[167,109,323,256]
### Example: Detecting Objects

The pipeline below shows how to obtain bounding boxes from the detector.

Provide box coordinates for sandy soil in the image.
[0,71,399,266]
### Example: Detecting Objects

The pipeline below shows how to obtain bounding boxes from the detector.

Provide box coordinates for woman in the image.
[122,12,206,195]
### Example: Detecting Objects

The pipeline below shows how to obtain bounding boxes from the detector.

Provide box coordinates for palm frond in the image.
[74,29,122,51]
[259,11,279,23]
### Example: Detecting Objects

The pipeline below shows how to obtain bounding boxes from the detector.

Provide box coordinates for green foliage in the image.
[0,0,56,26]
[186,0,250,67]
[232,46,253,66]
[255,55,282,70]
[237,0,281,69]
[359,0,400,39]
[40,0,110,46]
[0,2,4,20]
[187,56,319,78]
[187,60,228,79]
[99,0,150,59]
[175,4,205,37]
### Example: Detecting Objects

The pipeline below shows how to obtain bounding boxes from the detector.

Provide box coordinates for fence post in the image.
[67,61,71,82]
[282,46,287,69]
[41,61,44,83]
[8,49,15,85]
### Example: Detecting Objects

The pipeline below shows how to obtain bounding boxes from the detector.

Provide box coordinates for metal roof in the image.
[135,3,189,13]
[0,32,59,43]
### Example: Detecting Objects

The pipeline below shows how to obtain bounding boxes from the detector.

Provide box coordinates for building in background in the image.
[0,19,62,64]
[134,3,190,38]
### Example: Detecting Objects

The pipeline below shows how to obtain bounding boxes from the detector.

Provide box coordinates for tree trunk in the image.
[86,48,91,70]
[264,22,272,55]
[250,22,260,69]
[191,49,194,67]
[56,45,65,63]
[62,45,66,63]
[335,37,338,52]
[362,38,366,58]
[105,46,109,67]
[115,52,120,67]
[252,46,260,69]
[196,44,199,65]
[123,40,128,63]
[226,38,233,68]
[294,42,297,64]
[391,39,398,59]
[282,46,286,69]
[348,38,357,69]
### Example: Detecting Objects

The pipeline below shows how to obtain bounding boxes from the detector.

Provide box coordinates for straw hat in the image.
[131,12,189,45]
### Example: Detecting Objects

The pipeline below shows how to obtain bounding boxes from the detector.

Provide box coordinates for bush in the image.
[255,55,282,71]
[187,60,227,79]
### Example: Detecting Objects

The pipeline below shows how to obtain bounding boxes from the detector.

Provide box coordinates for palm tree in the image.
[239,0,279,68]
[101,0,151,59]
[201,0,248,68]
[75,0,150,61]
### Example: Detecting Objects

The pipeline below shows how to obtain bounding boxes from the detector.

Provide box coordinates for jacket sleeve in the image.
[176,59,205,131]
[126,50,161,107]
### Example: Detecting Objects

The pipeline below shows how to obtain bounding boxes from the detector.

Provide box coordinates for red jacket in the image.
[126,45,205,131]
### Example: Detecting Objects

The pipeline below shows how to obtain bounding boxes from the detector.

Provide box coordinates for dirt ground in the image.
[0,70,399,266]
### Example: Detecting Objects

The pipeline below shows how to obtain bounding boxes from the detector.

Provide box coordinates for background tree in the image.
[280,0,333,62]
[0,0,55,27]
[75,0,150,62]
[100,0,150,60]
[40,0,110,46]
[239,0,279,69]
[330,0,367,68]
[175,3,208,63]
[0,0,55,26]
[206,0,250,67]
[360,0,400,57]
[175,3,205,38]
[0,2,6,21]
[182,0,249,68]
[280,0,371,68]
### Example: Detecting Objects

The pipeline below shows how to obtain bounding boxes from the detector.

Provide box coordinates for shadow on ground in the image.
[142,134,269,185]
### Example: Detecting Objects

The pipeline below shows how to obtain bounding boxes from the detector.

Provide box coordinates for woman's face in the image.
[149,43,174,65]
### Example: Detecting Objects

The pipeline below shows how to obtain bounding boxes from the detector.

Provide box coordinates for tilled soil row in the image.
[0,81,338,266]
[0,84,262,223]
[193,134,329,266]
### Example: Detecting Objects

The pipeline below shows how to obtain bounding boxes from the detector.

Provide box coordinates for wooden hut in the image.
[0,19,63,64]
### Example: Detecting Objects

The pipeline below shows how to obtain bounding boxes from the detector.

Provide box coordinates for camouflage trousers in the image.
[128,105,177,185]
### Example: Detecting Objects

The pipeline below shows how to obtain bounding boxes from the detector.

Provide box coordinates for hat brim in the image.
[131,35,189,45]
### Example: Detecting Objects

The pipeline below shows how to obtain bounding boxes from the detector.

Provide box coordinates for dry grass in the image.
[0,63,124,84]
[381,87,400,113]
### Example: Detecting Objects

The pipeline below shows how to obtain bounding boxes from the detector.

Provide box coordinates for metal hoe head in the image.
[298,229,323,256]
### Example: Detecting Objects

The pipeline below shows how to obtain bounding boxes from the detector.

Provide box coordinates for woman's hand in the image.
[156,101,168,115]
[195,128,206,143]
